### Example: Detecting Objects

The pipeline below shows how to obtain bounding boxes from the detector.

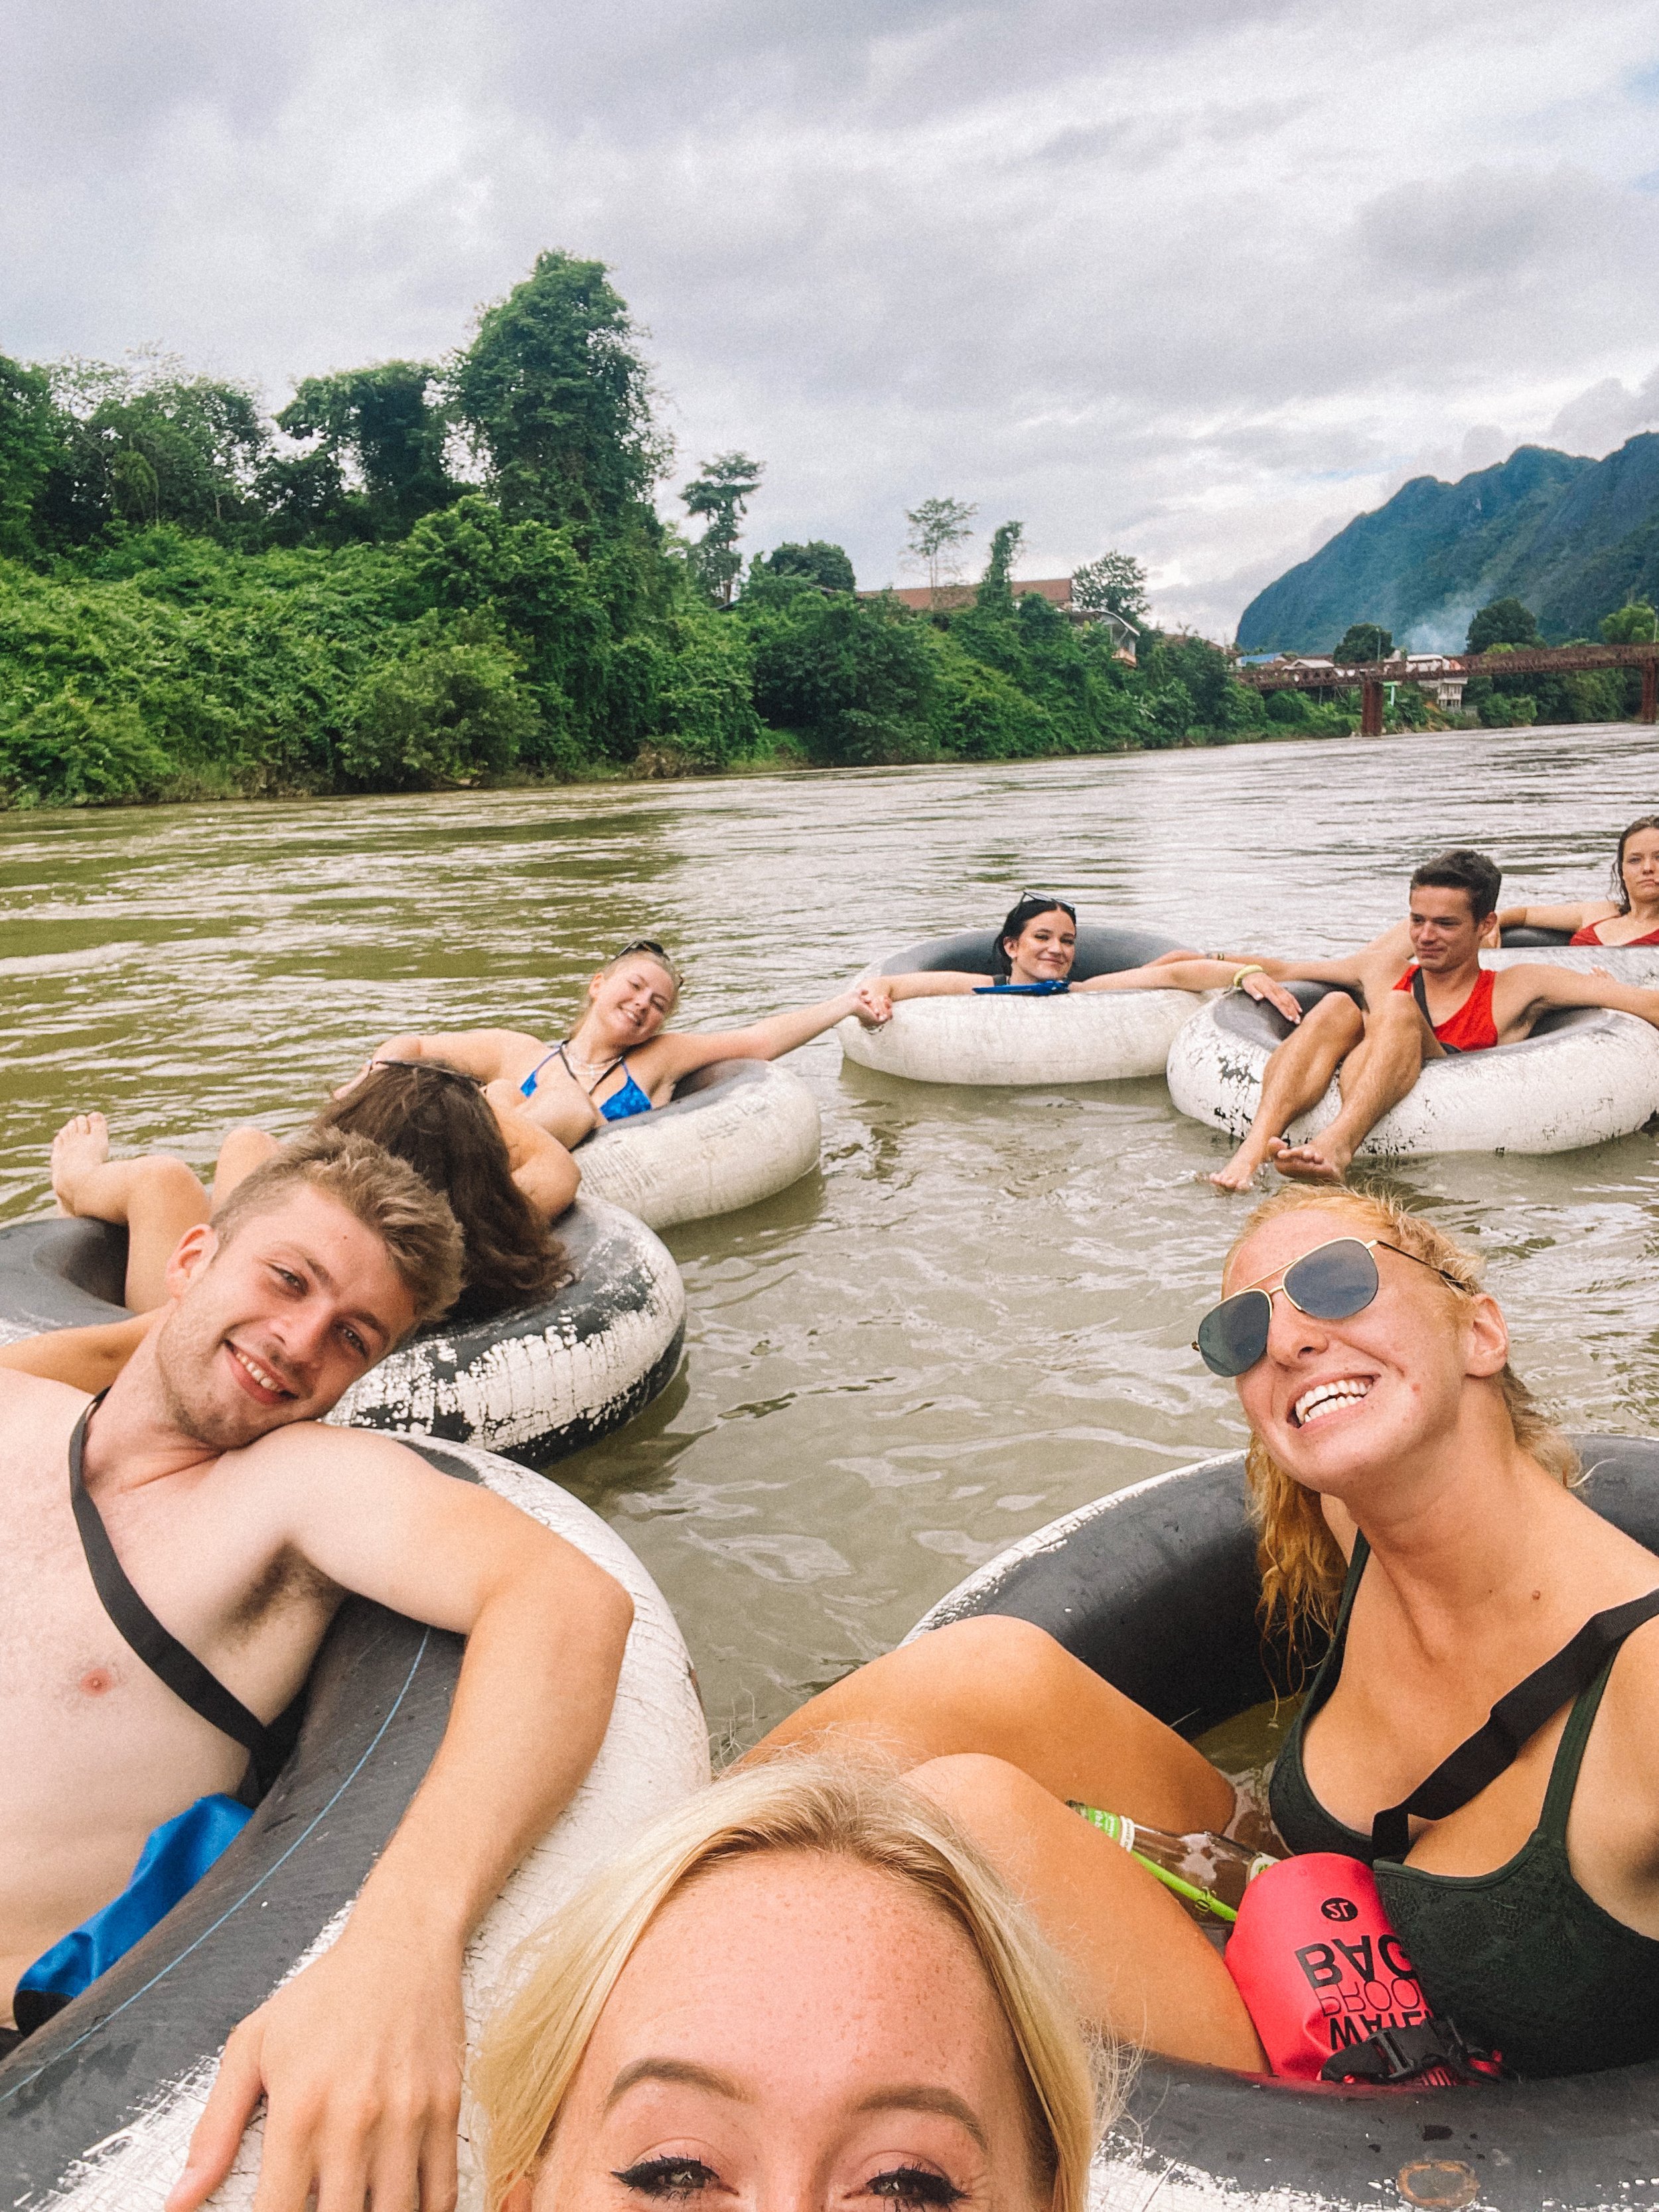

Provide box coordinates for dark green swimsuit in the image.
[1269,1536,1659,2077]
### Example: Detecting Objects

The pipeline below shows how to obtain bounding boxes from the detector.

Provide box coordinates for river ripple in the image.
[3,723,1658,1746]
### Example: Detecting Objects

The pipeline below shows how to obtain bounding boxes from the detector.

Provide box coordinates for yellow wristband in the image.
[1230,964,1265,990]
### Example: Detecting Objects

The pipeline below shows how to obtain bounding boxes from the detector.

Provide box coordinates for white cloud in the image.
[3,0,1659,637]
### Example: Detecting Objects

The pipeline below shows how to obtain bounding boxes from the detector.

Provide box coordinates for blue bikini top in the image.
[520,1044,654,1122]
[972,978,1072,995]
[598,1064,653,1121]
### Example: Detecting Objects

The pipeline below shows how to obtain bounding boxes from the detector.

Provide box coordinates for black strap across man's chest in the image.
[1370,1588,1659,1859]
[70,1397,303,1797]
[1409,963,1462,1053]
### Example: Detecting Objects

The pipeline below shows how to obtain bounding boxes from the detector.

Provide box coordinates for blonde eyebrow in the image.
[854,2085,989,2153]
[605,2058,751,2111]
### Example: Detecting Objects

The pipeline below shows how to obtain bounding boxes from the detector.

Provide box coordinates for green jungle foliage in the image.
[11,249,1617,812]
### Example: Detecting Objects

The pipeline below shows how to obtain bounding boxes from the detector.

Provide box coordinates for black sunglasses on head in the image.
[1015,889,1077,919]
[1194,1235,1467,1378]
[611,938,682,983]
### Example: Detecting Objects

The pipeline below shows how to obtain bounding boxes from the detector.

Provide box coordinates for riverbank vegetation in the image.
[0,251,1634,811]
[0,251,1297,809]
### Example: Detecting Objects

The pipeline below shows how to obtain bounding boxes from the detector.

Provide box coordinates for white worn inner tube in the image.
[575,1058,822,1229]
[1167,979,1659,1157]
[0,1198,685,1467]
[837,924,1204,1086]
[0,1436,710,2212]
[908,1436,1659,2212]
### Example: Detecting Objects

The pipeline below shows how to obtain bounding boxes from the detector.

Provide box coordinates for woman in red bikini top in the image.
[1496,815,1659,949]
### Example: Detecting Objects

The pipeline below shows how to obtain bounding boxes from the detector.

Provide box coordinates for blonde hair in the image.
[474,1755,1110,2212]
[210,1128,465,1330]
[1227,1186,1577,1643]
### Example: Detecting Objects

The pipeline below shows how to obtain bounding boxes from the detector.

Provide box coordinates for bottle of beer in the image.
[1069,1803,1280,1923]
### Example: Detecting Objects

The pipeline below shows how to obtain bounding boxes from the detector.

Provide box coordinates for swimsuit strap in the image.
[518,1044,564,1099]
[556,1041,624,1097]
[1409,964,1462,1055]
[70,1397,301,1795]
[1370,1586,1659,1858]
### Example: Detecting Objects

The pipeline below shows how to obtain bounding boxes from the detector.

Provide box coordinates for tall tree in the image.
[1467,596,1539,653]
[903,496,977,604]
[0,354,59,561]
[33,355,269,545]
[977,519,1025,612]
[1071,550,1149,626]
[755,540,855,593]
[681,451,764,606]
[447,251,670,531]
[1601,601,1658,644]
[1333,622,1394,663]
[275,362,453,539]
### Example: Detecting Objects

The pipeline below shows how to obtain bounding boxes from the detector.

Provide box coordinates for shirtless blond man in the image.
[1210,847,1659,1188]
[3,1130,632,2212]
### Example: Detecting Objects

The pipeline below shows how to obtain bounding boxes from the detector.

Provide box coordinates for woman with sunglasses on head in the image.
[1496,813,1659,947]
[858,894,1305,1023]
[368,938,892,1151]
[0,1058,573,1393]
[748,1184,1659,2079]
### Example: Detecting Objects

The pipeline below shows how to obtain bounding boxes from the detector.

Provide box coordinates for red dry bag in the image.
[1224,1853,1497,2085]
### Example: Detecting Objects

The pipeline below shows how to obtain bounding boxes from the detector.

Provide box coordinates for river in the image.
[3,722,1657,1750]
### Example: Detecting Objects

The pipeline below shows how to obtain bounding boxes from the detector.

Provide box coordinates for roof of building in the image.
[864,577,1077,612]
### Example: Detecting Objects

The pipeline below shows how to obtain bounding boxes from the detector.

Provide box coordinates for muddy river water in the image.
[3,723,1658,1750]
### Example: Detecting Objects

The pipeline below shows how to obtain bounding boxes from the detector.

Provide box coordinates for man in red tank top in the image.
[1209,847,1659,1188]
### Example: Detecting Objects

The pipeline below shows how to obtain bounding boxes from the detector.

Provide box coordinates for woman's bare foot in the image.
[1268,1133,1352,1184]
[50,1112,111,1214]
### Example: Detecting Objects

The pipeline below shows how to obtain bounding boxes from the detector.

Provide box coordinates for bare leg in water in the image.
[1271,995,1440,1183]
[48,1114,281,1308]
[1208,993,1363,1190]
[50,1112,210,1309]
[5,1121,289,1391]
[743,1616,1267,2071]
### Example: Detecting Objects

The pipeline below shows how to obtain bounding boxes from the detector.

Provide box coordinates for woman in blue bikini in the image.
[369,939,891,1150]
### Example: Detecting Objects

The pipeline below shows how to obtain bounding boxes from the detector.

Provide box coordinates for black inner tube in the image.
[919,1438,1659,2209]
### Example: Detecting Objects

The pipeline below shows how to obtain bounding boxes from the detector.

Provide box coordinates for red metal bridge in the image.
[1235,642,1659,738]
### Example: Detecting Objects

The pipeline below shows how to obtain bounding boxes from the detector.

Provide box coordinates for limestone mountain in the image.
[1238,433,1659,652]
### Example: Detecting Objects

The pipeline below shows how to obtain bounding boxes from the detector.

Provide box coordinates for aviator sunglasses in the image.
[1194,1235,1466,1378]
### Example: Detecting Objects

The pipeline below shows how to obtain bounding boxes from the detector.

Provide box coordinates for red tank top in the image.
[1569,922,1659,946]
[1392,964,1498,1050]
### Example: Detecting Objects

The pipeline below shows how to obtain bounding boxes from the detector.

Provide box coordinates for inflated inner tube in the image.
[839,924,1204,1087]
[0,1198,685,1468]
[1167,978,1659,1158]
[573,1056,822,1231]
[0,1436,708,2212]
[911,1437,1659,2212]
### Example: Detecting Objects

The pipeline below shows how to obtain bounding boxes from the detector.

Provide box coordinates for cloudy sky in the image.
[5,1,1659,635]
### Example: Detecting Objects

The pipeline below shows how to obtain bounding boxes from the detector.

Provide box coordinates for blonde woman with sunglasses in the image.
[750,1186,1659,2081]
[368,939,889,1151]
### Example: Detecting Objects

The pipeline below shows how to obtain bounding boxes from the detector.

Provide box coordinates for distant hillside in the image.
[1238,434,1659,652]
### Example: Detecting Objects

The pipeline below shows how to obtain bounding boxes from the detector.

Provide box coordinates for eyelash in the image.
[611,2158,965,2207]
[869,2170,966,2209]
[613,2158,716,2201]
